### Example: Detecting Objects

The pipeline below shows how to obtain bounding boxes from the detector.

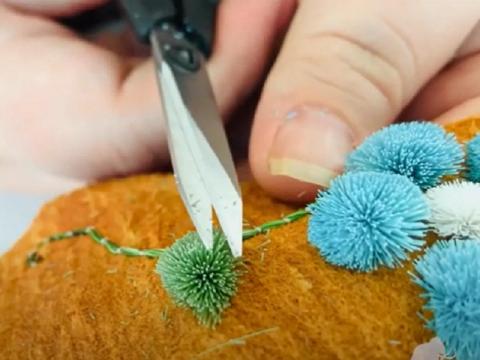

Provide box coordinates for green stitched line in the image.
[26,209,309,267]
[241,209,309,240]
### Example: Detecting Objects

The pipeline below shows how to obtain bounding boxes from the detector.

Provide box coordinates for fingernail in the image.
[269,106,354,186]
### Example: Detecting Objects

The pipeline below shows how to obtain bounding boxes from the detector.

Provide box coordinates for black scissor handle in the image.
[181,0,219,56]
[118,0,177,43]
[118,0,218,56]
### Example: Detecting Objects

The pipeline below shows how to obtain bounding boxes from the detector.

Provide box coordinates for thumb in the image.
[249,0,480,202]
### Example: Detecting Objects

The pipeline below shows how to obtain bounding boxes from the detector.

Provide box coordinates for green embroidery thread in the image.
[26,209,309,327]
[27,209,309,266]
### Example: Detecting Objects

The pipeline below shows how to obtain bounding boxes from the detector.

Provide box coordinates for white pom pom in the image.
[426,181,480,238]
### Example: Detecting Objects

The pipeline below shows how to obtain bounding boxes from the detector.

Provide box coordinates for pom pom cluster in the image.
[305,121,479,354]
[308,171,429,272]
[467,134,480,182]
[412,240,480,360]
[426,181,480,238]
[346,122,463,189]
[156,231,241,327]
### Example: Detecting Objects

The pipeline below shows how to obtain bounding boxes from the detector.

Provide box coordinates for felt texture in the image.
[0,117,476,360]
[444,116,480,142]
[0,175,429,359]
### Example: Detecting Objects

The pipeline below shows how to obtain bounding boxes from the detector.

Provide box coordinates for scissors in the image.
[118,0,243,257]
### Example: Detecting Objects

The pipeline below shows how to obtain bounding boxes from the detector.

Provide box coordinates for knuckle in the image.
[288,15,419,118]
[330,31,404,111]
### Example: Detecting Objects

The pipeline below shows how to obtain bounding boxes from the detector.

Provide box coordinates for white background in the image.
[0,193,51,255]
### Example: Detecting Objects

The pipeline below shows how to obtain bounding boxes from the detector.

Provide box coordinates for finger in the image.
[434,96,480,124]
[249,0,480,201]
[208,0,297,115]
[0,0,295,182]
[455,20,480,58]
[403,51,480,122]
[2,0,108,17]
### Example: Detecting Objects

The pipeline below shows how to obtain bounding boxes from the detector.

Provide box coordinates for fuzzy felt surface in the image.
[444,116,480,142]
[0,117,476,360]
[0,175,430,360]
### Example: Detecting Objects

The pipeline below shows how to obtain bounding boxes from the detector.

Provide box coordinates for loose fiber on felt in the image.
[0,175,430,360]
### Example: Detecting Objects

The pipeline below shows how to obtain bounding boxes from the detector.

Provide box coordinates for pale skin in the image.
[0,0,479,201]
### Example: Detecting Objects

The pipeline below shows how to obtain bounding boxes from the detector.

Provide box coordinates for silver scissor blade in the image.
[172,54,240,197]
[160,34,243,257]
[150,28,240,194]
[158,56,213,249]
[186,112,243,256]
[150,27,242,256]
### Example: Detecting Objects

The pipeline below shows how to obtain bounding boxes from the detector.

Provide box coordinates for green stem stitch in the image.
[26,227,165,267]
[26,209,310,267]
[241,209,309,240]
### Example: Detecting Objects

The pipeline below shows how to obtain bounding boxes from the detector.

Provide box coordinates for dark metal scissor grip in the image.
[118,0,219,56]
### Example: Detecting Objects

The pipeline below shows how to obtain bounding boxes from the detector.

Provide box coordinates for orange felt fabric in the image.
[0,117,477,360]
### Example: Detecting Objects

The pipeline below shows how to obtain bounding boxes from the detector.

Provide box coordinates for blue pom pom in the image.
[307,172,429,272]
[346,122,463,189]
[467,134,480,182]
[412,239,480,360]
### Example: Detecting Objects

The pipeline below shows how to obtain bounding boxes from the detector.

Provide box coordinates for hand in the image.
[0,0,294,193]
[249,0,480,201]
[2,1,480,202]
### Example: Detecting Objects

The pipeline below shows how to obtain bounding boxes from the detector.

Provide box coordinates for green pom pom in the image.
[156,231,242,327]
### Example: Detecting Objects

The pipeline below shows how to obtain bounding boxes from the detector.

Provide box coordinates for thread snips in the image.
[119,0,243,257]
